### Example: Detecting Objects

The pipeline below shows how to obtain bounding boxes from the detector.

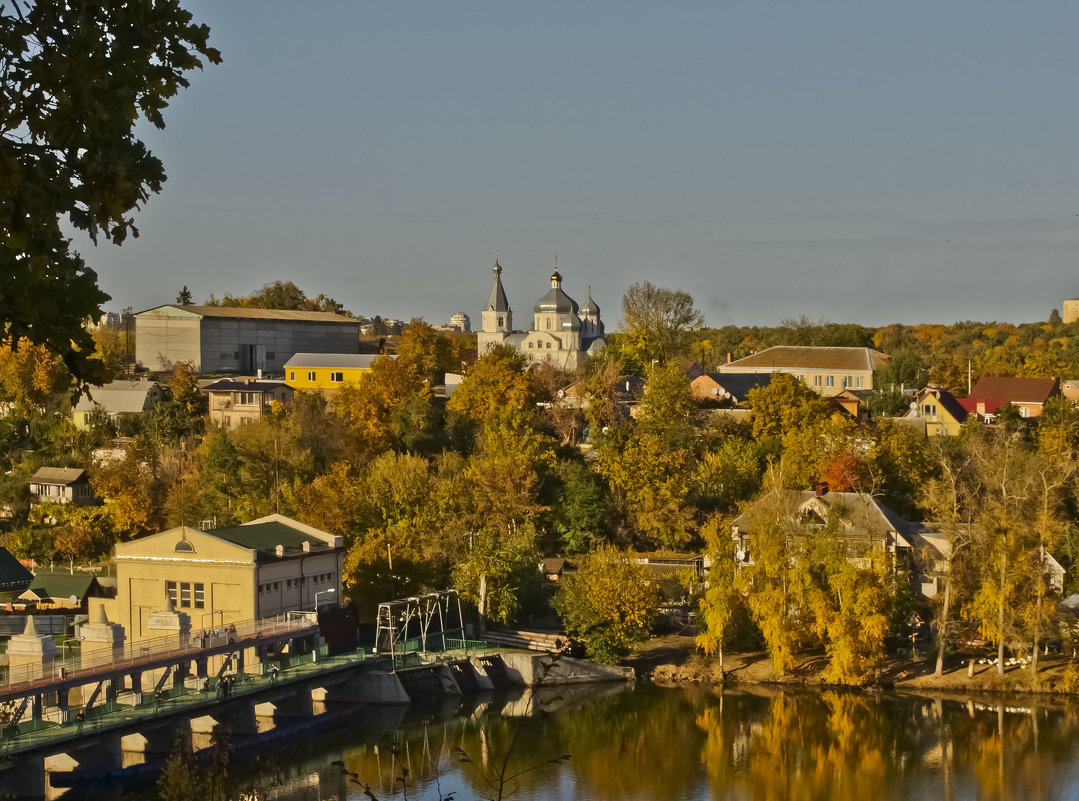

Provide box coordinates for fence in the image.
[0,612,318,696]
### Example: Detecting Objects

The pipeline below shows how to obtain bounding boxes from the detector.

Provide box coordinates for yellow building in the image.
[108,514,343,642]
[283,352,382,393]
[904,386,968,436]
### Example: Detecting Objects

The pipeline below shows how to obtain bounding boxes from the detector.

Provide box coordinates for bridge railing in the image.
[0,612,319,696]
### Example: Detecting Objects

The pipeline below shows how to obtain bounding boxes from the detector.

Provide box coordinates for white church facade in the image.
[477,260,606,370]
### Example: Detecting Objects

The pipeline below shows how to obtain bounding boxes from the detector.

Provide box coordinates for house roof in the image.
[24,572,99,601]
[696,372,774,402]
[0,547,33,592]
[29,467,88,486]
[209,520,338,559]
[912,387,969,423]
[734,490,912,543]
[283,353,381,369]
[720,346,888,373]
[203,379,291,393]
[968,376,1059,405]
[957,396,1009,416]
[73,381,161,414]
[138,305,359,324]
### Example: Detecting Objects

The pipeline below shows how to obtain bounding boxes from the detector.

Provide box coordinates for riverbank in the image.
[629,635,1079,695]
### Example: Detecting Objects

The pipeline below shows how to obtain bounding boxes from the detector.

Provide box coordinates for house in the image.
[959,376,1060,420]
[477,260,607,370]
[107,514,343,641]
[0,547,33,599]
[717,346,888,397]
[690,372,774,405]
[18,572,104,610]
[284,352,383,393]
[832,389,875,420]
[72,380,164,429]
[134,305,362,374]
[203,378,294,429]
[28,467,98,508]
[904,386,968,436]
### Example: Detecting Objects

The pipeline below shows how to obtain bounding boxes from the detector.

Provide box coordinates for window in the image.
[546,342,551,349]
[220,351,237,360]
[497,316,504,327]
[546,318,551,330]
[856,376,864,388]
[814,376,822,387]
[236,392,257,405]
[167,581,204,608]
[174,540,194,553]
[289,371,295,381]
[826,376,835,387]
[528,342,533,348]
[330,372,344,382]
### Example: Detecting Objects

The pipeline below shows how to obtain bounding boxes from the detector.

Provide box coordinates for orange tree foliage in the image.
[446,345,534,428]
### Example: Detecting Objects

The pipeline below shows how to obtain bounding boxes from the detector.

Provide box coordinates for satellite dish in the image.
[712,388,719,395]
[557,389,564,398]
[69,595,78,605]
[735,550,746,562]
[909,401,918,412]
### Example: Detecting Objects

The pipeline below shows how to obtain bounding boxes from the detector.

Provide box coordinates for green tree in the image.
[550,460,606,554]
[619,281,703,364]
[446,345,535,432]
[554,545,660,664]
[176,286,194,305]
[1,1,220,380]
[744,373,835,442]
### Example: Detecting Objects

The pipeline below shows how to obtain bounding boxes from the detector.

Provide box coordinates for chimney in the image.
[727,352,732,364]
[815,482,829,497]
[257,368,262,379]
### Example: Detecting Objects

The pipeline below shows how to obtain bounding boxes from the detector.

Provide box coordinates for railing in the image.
[0,612,319,697]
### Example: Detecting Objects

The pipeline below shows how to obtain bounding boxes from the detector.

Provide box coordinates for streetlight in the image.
[314,588,336,612]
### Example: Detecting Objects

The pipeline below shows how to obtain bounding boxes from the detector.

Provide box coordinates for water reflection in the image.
[140,685,1079,801]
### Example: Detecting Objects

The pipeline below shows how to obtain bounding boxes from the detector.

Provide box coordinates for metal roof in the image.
[73,380,161,414]
[138,305,361,324]
[210,521,337,559]
[720,346,888,372]
[968,376,1059,405]
[283,353,382,369]
[0,547,33,592]
[203,379,291,392]
[29,467,88,485]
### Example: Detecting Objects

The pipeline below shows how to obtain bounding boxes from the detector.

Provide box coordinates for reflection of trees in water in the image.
[311,687,1079,800]
[695,689,1079,801]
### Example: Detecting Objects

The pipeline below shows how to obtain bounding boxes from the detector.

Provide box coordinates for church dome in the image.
[581,289,600,317]
[533,266,580,315]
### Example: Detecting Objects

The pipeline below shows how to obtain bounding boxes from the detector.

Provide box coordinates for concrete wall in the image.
[135,310,202,372]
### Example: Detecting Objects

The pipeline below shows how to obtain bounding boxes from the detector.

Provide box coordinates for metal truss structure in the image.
[373,590,464,658]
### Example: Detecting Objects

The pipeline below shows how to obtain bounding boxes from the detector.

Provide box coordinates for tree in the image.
[744,373,835,442]
[619,282,703,365]
[446,345,535,430]
[554,545,660,664]
[637,362,694,445]
[695,515,741,679]
[550,460,607,554]
[0,339,70,421]
[1,1,220,381]
[176,286,194,305]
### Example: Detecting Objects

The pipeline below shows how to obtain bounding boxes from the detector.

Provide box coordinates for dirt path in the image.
[628,635,1079,695]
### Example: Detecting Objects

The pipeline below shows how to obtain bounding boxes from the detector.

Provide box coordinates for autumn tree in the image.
[695,515,741,679]
[743,373,835,442]
[1,1,220,381]
[446,345,535,433]
[694,437,763,512]
[554,545,660,664]
[619,282,703,365]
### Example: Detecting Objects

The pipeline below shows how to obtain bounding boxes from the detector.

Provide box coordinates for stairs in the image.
[483,629,566,652]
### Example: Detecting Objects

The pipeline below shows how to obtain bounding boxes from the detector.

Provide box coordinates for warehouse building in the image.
[135,305,361,375]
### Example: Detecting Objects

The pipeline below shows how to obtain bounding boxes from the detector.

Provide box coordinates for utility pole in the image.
[122,306,133,376]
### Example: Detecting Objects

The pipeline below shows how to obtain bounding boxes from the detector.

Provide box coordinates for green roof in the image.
[210,522,327,557]
[26,572,99,601]
[0,547,33,592]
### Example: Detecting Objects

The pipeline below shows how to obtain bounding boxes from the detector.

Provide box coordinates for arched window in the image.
[546,318,551,330]
[546,342,551,349]
[497,316,504,327]
[528,342,533,349]
[175,540,194,553]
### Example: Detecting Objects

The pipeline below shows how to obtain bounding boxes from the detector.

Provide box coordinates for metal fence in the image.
[0,612,318,696]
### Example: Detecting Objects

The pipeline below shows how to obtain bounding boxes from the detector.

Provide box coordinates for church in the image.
[477,260,606,370]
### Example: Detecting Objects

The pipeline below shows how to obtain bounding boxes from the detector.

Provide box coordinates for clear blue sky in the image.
[84,1,1079,328]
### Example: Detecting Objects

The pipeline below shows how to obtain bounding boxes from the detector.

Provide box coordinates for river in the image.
[137,682,1079,801]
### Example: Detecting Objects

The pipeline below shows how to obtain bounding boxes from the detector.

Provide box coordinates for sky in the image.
[82,1,1079,329]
